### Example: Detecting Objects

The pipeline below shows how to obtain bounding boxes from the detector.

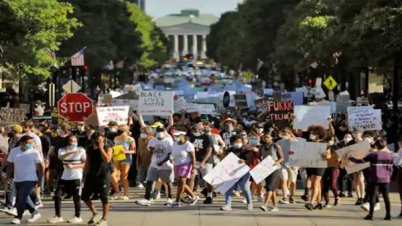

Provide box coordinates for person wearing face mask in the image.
[349,137,393,220]
[220,118,237,147]
[170,130,199,207]
[48,135,85,224]
[220,135,253,211]
[322,136,340,208]
[337,133,354,198]
[105,121,118,142]
[6,135,44,224]
[136,125,174,207]
[110,125,136,200]
[245,133,264,202]
[203,122,226,166]
[136,126,154,188]
[188,124,214,204]
[276,128,304,204]
[304,125,332,211]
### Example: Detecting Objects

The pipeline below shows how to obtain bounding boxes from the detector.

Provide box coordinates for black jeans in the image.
[338,168,352,194]
[54,179,81,218]
[368,183,391,217]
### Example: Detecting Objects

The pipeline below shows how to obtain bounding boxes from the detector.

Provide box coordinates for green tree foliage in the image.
[0,0,80,79]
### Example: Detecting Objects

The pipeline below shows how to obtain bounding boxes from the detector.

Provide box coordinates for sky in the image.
[145,0,244,19]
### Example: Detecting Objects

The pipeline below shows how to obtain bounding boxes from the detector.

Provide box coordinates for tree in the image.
[0,0,80,79]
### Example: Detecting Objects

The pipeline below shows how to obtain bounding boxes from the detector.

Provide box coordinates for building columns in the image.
[183,35,188,55]
[192,35,198,58]
[173,34,179,60]
[201,35,207,59]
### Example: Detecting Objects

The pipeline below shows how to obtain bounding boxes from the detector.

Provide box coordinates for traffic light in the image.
[308,78,313,85]
[84,65,88,70]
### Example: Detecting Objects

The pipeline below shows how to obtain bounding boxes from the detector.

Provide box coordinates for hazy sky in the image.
[145,0,244,19]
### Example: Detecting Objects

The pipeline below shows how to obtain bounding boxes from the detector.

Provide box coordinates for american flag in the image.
[44,49,55,58]
[70,48,85,66]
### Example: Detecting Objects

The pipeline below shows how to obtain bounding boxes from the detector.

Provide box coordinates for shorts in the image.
[281,166,298,183]
[146,167,174,183]
[195,162,213,177]
[118,154,132,165]
[174,163,192,179]
[306,168,326,177]
[265,169,281,191]
[81,176,110,202]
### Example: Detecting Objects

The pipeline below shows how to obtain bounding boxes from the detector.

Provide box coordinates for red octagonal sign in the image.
[57,93,93,122]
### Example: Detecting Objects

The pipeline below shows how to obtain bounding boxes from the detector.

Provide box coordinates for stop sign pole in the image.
[57,93,93,122]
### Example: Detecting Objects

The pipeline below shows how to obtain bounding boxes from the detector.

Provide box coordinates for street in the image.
[0,189,400,226]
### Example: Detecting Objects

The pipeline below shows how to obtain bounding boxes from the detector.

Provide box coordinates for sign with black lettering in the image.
[0,107,26,125]
[138,91,174,115]
[267,101,294,129]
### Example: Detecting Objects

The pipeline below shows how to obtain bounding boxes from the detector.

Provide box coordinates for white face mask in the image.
[140,133,147,139]
[109,128,117,133]
[310,134,316,140]
[156,132,164,139]
[344,138,352,144]
[173,137,180,142]
[328,141,334,146]
[233,143,242,149]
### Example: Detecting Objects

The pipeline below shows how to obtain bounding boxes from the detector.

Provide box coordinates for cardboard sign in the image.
[289,142,328,168]
[347,106,381,131]
[250,156,279,184]
[95,106,130,126]
[266,101,294,129]
[254,98,269,115]
[293,105,331,130]
[336,141,371,174]
[111,98,138,112]
[196,104,216,115]
[138,91,174,115]
[234,94,248,108]
[0,108,26,125]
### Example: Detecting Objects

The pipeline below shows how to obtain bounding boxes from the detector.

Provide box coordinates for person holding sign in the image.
[304,125,332,211]
[349,137,393,220]
[259,133,284,212]
[111,125,136,200]
[220,135,253,211]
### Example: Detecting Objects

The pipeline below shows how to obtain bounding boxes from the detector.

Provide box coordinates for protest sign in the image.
[336,141,371,174]
[250,156,279,184]
[111,99,138,112]
[138,91,174,115]
[196,104,216,114]
[288,141,328,168]
[336,93,351,113]
[347,106,381,131]
[0,108,26,125]
[266,100,294,129]
[356,97,369,106]
[254,98,269,116]
[293,105,331,130]
[95,106,130,126]
[203,152,250,194]
[175,93,196,102]
[234,94,248,108]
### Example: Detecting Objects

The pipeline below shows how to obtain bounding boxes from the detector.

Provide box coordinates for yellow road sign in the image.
[323,75,338,91]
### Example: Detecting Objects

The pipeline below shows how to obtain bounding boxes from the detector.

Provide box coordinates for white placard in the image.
[347,106,381,131]
[0,108,26,125]
[203,153,250,194]
[293,105,331,130]
[196,104,215,114]
[250,156,278,184]
[96,106,130,126]
[289,142,328,168]
[111,99,138,111]
[336,141,371,174]
[138,91,174,115]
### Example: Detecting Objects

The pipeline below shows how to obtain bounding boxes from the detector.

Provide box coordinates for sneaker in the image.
[23,210,30,216]
[355,198,364,205]
[339,192,346,197]
[364,215,373,220]
[260,205,268,212]
[135,199,152,206]
[361,202,370,211]
[155,192,161,200]
[279,198,290,204]
[48,216,64,224]
[242,198,247,204]
[384,215,391,220]
[189,196,199,206]
[27,213,41,223]
[314,203,323,210]
[374,203,381,211]
[4,207,17,217]
[258,195,264,202]
[290,197,296,204]
[247,204,253,210]
[220,205,232,211]
[323,204,331,208]
[334,198,340,206]
[96,219,107,226]
[68,217,83,223]
[305,203,314,211]
[181,196,191,204]
[203,197,213,204]
[164,198,173,206]
[111,194,120,200]
[87,213,100,225]
[35,202,43,209]
[118,196,129,200]
[137,183,144,189]
[11,218,20,224]
[171,202,181,208]
[301,195,309,202]
[269,206,279,212]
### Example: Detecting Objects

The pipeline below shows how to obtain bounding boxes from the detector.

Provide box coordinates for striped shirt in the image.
[350,150,393,183]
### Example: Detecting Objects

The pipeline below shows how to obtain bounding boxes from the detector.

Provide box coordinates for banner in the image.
[0,108,26,125]
[138,91,174,115]
[336,141,371,174]
[203,153,250,194]
[266,100,293,129]
[96,106,130,126]
[347,106,381,131]
[289,141,328,168]
[250,156,279,184]
[255,98,269,116]
[293,105,331,130]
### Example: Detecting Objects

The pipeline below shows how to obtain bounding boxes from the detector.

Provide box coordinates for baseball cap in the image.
[11,125,23,134]
[151,122,164,128]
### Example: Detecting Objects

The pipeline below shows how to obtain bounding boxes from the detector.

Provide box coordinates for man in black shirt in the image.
[188,124,213,204]
[82,132,112,226]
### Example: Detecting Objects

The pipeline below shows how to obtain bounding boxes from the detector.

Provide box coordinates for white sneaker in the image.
[11,218,20,224]
[137,184,144,189]
[220,205,232,211]
[164,198,173,206]
[242,198,247,204]
[374,203,381,211]
[135,199,151,206]
[35,202,43,209]
[27,213,41,223]
[48,216,64,224]
[118,196,129,200]
[67,216,83,223]
[270,206,279,212]
[361,202,369,211]
[111,194,120,200]
[23,210,30,216]
[4,207,17,217]
[155,192,161,200]
[247,204,253,210]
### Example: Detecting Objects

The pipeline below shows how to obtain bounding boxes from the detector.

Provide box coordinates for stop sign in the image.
[57,93,93,122]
